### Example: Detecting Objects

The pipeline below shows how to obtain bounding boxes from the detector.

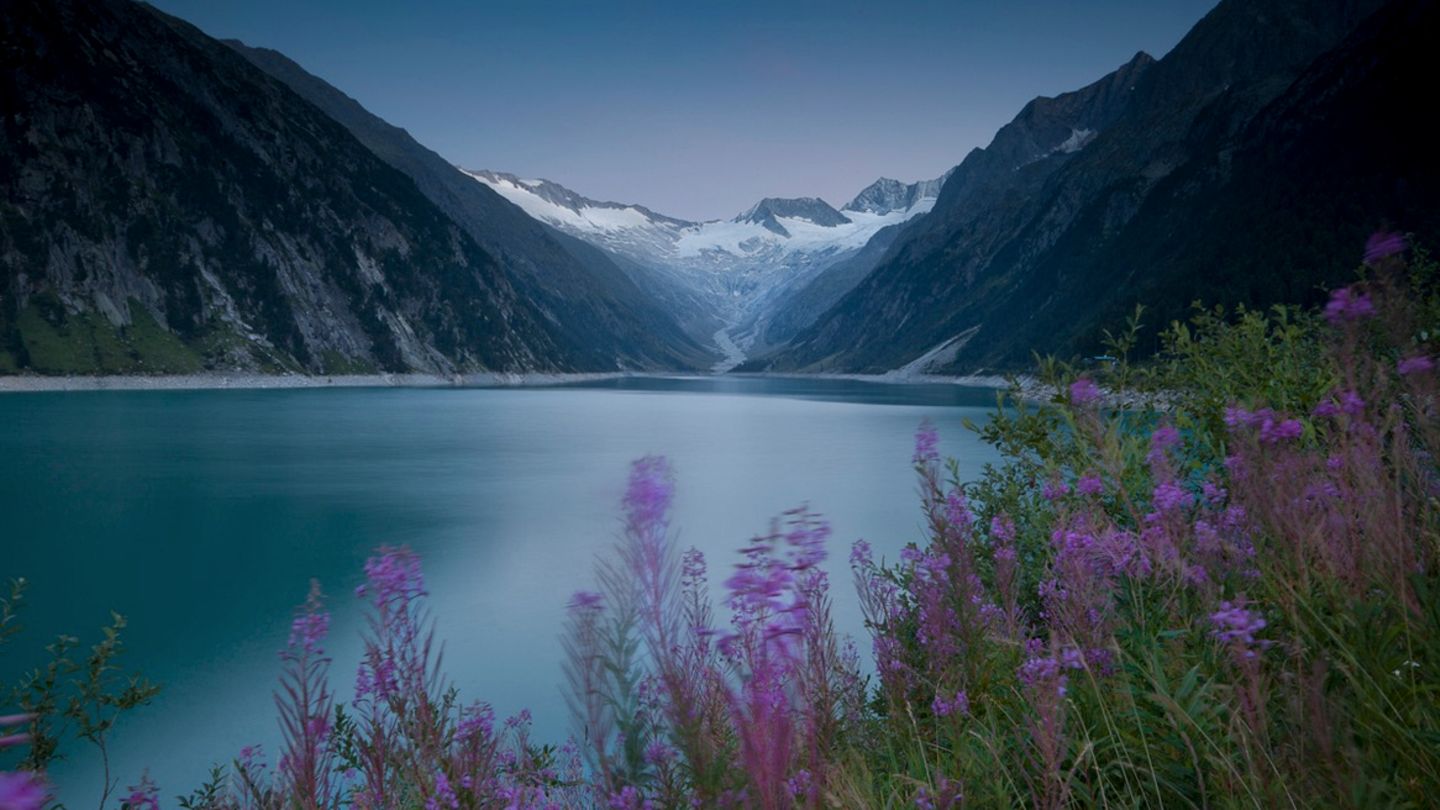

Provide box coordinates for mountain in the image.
[226,43,712,373]
[467,170,946,365]
[754,0,1415,374]
[738,198,853,234]
[0,0,704,377]
[843,174,952,215]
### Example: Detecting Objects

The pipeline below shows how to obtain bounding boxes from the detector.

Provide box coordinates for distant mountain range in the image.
[464,170,946,364]
[1,0,1433,378]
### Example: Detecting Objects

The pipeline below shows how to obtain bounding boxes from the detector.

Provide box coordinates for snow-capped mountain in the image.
[842,173,953,215]
[462,168,946,369]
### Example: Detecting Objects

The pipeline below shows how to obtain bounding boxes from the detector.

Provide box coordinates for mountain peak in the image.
[842,174,949,214]
[736,197,851,233]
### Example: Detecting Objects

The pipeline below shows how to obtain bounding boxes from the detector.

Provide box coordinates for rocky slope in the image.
[229,43,713,374]
[753,0,1417,374]
[0,0,702,376]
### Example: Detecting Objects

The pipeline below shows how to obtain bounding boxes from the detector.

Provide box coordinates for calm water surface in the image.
[0,376,1003,802]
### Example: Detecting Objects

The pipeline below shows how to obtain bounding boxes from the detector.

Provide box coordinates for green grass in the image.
[14,296,204,375]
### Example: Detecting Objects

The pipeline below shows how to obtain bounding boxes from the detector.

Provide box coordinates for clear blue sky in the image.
[150,0,1218,221]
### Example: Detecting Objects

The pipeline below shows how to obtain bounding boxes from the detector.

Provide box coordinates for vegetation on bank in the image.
[3,233,1438,808]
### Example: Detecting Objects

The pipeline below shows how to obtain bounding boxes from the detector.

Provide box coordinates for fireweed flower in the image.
[1324,286,1375,323]
[644,739,674,767]
[1210,600,1270,660]
[787,769,814,800]
[1259,417,1303,444]
[425,770,460,810]
[457,702,495,742]
[1152,481,1192,514]
[1069,377,1101,405]
[1042,478,1071,501]
[914,420,941,464]
[931,690,970,718]
[356,545,426,605]
[1363,230,1407,266]
[0,713,34,752]
[624,455,675,535]
[1398,355,1434,376]
[0,772,46,810]
[238,744,265,773]
[990,514,1016,544]
[1340,390,1366,415]
[277,580,334,806]
[944,487,974,533]
[1076,472,1104,497]
[849,539,874,567]
[122,772,159,810]
[568,590,604,611]
[288,606,329,656]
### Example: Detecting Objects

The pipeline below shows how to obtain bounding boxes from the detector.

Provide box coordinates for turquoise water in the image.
[0,376,1002,803]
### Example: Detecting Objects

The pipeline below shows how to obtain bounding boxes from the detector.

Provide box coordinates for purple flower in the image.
[457,702,495,742]
[1069,377,1100,405]
[1398,355,1434,376]
[1363,231,1407,267]
[644,739,675,767]
[426,771,459,810]
[681,547,707,584]
[849,539,874,568]
[931,690,970,718]
[567,590,604,612]
[1152,481,1192,513]
[1043,478,1071,502]
[787,769,814,799]
[0,772,46,810]
[1340,390,1366,415]
[1151,424,1180,452]
[238,744,265,772]
[1076,473,1104,497]
[1324,286,1375,324]
[990,514,1016,543]
[285,581,330,657]
[913,420,941,464]
[356,546,425,605]
[1258,417,1303,444]
[607,785,647,810]
[624,455,675,535]
[1210,600,1270,659]
[122,772,159,810]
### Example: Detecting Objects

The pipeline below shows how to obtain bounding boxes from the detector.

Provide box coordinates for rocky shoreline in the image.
[0,369,1152,408]
[0,371,632,393]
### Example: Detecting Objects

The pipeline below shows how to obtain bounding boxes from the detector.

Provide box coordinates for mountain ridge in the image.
[751,0,1415,374]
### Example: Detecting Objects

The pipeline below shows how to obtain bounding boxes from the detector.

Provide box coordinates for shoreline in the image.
[0,371,633,393]
[0,368,1067,401]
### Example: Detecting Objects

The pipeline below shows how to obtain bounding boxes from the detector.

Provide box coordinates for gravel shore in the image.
[0,371,630,393]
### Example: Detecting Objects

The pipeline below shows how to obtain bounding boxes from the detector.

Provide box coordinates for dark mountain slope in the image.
[759,0,1400,373]
[228,42,712,371]
[0,0,677,376]
[1053,0,1440,352]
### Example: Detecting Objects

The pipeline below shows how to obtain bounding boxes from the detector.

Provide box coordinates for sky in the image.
[150,0,1218,221]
